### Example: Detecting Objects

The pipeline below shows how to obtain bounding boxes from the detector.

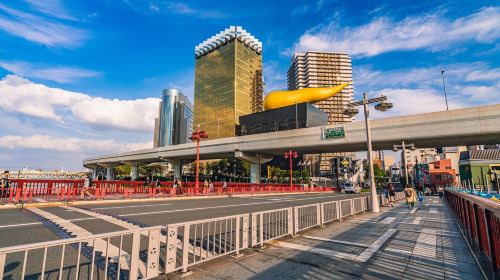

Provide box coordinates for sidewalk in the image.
[165,196,484,280]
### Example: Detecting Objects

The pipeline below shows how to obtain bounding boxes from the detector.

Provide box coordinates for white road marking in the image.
[29,207,147,276]
[380,217,396,224]
[269,240,357,261]
[412,217,422,225]
[429,208,438,214]
[0,222,42,229]
[355,229,397,262]
[409,207,418,214]
[119,194,357,217]
[301,235,369,248]
[412,228,437,258]
[91,203,171,210]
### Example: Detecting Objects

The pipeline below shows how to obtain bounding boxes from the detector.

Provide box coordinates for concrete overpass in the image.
[84,104,500,181]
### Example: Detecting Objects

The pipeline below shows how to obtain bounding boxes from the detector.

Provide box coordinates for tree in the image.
[364,163,388,188]
[114,165,131,178]
[140,164,166,177]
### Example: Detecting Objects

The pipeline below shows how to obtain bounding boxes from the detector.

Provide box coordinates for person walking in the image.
[1,171,10,205]
[203,179,209,194]
[404,184,417,208]
[208,180,214,193]
[222,180,228,194]
[437,186,444,199]
[387,183,396,207]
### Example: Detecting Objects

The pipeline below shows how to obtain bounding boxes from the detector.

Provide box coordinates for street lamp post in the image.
[343,93,393,213]
[189,124,208,195]
[284,150,299,188]
[392,141,416,186]
[441,70,449,111]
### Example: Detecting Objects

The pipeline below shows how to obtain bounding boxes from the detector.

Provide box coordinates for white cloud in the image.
[23,0,76,21]
[0,3,87,47]
[0,75,160,132]
[0,134,152,153]
[0,61,101,83]
[294,6,500,57]
[368,88,465,119]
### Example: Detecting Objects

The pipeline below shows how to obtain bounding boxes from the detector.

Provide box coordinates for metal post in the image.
[195,125,200,195]
[401,141,409,186]
[289,150,293,188]
[363,93,379,213]
[295,103,299,129]
[441,70,449,111]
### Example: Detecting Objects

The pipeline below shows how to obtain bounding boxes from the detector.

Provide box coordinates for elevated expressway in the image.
[84,104,500,182]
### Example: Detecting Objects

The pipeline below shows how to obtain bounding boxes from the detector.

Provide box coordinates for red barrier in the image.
[446,190,499,278]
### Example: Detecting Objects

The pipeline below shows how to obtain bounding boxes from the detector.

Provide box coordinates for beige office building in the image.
[287,51,354,173]
[194,26,263,139]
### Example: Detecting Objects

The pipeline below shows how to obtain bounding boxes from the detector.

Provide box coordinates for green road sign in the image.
[324,127,345,139]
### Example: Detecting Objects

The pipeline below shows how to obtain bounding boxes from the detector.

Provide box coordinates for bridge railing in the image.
[0,192,405,279]
[0,179,338,204]
[445,190,500,279]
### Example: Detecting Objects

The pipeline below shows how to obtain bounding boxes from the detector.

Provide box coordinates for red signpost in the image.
[189,125,208,195]
[284,150,299,188]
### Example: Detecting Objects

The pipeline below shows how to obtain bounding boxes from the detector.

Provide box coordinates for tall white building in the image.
[287,51,354,173]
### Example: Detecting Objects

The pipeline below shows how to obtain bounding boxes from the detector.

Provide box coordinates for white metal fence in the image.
[0,193,404,279]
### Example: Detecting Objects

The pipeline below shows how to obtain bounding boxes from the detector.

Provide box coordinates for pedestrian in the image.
[387,183,396,207]
[404,184,417,208]
[81,175,91,199]
[208,180,214,193]
[424,186,431,196]
[1,171,10,205]
[417,190,424,205]
[222,180,227,194]
[203,179,209,194]
[438,186,444,199]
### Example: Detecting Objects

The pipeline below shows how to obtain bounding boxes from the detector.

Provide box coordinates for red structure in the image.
[429,159,457,186]
[189,125,208,194]
[284,150,299,188]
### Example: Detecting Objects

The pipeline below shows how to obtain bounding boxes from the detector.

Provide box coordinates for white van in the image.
[342,182,361,194]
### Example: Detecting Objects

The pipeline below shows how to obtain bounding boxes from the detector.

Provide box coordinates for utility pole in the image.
[441,70,449,111]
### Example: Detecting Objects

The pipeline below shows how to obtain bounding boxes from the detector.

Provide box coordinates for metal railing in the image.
[0,192,404,279]
[1,179,338,204]
[446,190,499,279]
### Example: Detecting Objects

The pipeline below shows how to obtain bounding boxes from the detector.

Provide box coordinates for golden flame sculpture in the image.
[264,82,351,110]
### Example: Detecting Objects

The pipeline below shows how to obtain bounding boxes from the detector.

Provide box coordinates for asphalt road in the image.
[0,192,367,248]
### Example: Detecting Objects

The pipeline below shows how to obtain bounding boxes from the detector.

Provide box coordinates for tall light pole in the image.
[284,150,299,188]
[392,141,416,186]
[343,93,393,213]
[189,124,208,195]
[441,70,449,111]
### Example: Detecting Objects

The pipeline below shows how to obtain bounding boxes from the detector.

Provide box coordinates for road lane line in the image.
[429,208,438,214]
[409,207,418,214]
[119,194,359,217]
[91,203,171,210]
[269,240,357,261]
[301,235,370,248]
[412,217,422,225]
[355,229,397,262]
[0,222,42,229]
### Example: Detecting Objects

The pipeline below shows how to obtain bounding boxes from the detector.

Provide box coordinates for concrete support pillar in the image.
[131,165,139,181]
[174,163,182,180]
[106,167,113,181]
[92,168,98,180]
[250,163,261,184]
[235,152,273,184]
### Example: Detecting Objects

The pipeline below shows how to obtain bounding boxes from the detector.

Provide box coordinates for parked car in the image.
[341,182,361,194]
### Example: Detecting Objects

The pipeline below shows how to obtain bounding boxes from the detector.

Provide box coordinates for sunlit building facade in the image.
[287,51,354,173]
[154,88,193,147]
[194,26,263,139]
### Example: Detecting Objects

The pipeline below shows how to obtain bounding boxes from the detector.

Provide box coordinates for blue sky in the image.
[0,0,499,170]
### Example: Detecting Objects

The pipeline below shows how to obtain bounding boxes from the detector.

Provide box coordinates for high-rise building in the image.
[287,51,354,173]
[154,88,193,147]
[287,51,353,124]
[193,26,263,139]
